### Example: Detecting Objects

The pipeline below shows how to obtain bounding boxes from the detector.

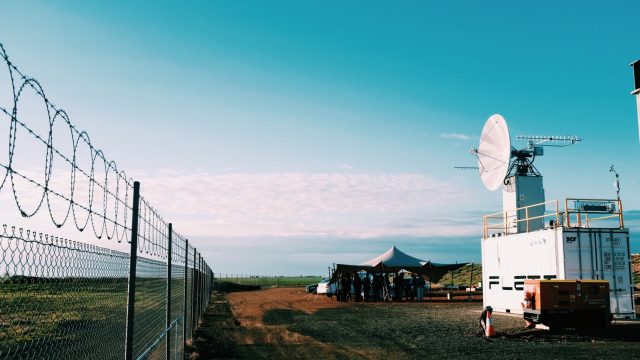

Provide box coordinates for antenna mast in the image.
[610,165,621,201]
[630,60,640,141]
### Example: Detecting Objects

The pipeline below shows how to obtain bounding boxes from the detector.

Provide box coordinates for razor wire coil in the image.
[0,41,214,360]
[1,42,133,244]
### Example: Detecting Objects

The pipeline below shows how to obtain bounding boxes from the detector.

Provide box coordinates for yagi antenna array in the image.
[515,135,582,147]
[471,114,581,191]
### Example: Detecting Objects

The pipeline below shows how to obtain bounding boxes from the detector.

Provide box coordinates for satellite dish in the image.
[467,114,580,193]
[476,114,511,191]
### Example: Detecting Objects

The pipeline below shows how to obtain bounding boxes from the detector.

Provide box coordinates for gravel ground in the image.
[191,288,640,359]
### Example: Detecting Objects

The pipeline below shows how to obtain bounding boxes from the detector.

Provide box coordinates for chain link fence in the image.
[0,41,213,359]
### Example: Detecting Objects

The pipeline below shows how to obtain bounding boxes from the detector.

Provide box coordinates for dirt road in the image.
[190,288,640,359]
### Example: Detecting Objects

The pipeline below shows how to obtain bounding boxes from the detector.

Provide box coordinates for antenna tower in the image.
[470,114,582,233]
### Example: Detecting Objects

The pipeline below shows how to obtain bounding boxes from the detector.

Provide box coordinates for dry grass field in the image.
[187,288,640,359]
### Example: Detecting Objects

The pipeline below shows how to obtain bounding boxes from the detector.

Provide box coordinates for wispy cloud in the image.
[134,170,473,239]
[441,133,472,141]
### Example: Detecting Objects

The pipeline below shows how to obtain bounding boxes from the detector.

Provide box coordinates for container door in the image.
[563,229,596,280]
[564,230,635,319]
[599,232,635,318]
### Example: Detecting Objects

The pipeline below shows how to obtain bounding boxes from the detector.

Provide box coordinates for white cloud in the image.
[133,170,473,238]
[441,133,471,141]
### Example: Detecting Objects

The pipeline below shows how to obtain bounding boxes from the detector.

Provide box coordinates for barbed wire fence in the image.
[0,42,212,359]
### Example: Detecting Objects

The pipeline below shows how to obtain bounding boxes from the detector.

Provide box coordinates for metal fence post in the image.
[200,257,204,320]
[125,181,141,360]
[183,239,188,355]
[202,258,206,315]
[202,257,205,317]
[197,256,200,322]
[191,248,197,339]
[197,253,202,326]
[201,258,204,318]
[166,223,173,360]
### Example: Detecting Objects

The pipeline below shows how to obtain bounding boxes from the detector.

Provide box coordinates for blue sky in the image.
[1,1,640,275]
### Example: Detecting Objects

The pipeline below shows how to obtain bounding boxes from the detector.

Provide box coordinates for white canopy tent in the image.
[360,246,426,273]
[334,246,468,283]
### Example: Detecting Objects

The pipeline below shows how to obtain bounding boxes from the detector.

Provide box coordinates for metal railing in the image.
[0,41,213,359]
[483,198,625,238]
[564,198,624,229]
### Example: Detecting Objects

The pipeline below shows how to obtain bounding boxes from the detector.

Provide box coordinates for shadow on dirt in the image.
[185,292,239,360]
[263,309,308,326]
[214,281,261,293]
[504,322,640,342]
[260,302,640,359]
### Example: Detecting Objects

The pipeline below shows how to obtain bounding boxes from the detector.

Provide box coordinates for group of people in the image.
[335,271,428,302]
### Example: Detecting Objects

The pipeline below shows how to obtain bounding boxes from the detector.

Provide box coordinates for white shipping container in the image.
[482,227,636,319]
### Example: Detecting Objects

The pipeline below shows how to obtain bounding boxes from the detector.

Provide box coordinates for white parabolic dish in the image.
[477,114,511,191]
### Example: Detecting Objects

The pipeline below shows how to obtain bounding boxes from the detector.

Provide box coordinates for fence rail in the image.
[0,41,213,359]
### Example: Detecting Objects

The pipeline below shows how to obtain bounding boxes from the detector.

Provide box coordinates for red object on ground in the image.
[485,311,495,337]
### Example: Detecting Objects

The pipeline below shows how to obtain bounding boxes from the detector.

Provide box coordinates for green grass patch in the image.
[215,275,322,287]
[436,263,483,288]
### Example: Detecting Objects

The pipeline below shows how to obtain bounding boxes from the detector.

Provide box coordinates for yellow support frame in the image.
[482,198,624,239]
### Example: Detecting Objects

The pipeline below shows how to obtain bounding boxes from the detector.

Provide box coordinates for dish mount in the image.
[471,114,581,192]
[470,114,581,233]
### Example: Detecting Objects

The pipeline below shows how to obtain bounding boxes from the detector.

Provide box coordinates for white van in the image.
[316,278,337,296]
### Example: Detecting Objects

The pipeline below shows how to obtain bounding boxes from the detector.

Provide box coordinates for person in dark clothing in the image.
[372,274,381,302]
[416,274,426,302]
[346,273,353,301]
[384,274,391,301]
[410,273,417,300]
[404,276,412,300]
[340,273,349,302]
[393,272,404,301]
[353,272,362,302]
[362,273,371,302]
